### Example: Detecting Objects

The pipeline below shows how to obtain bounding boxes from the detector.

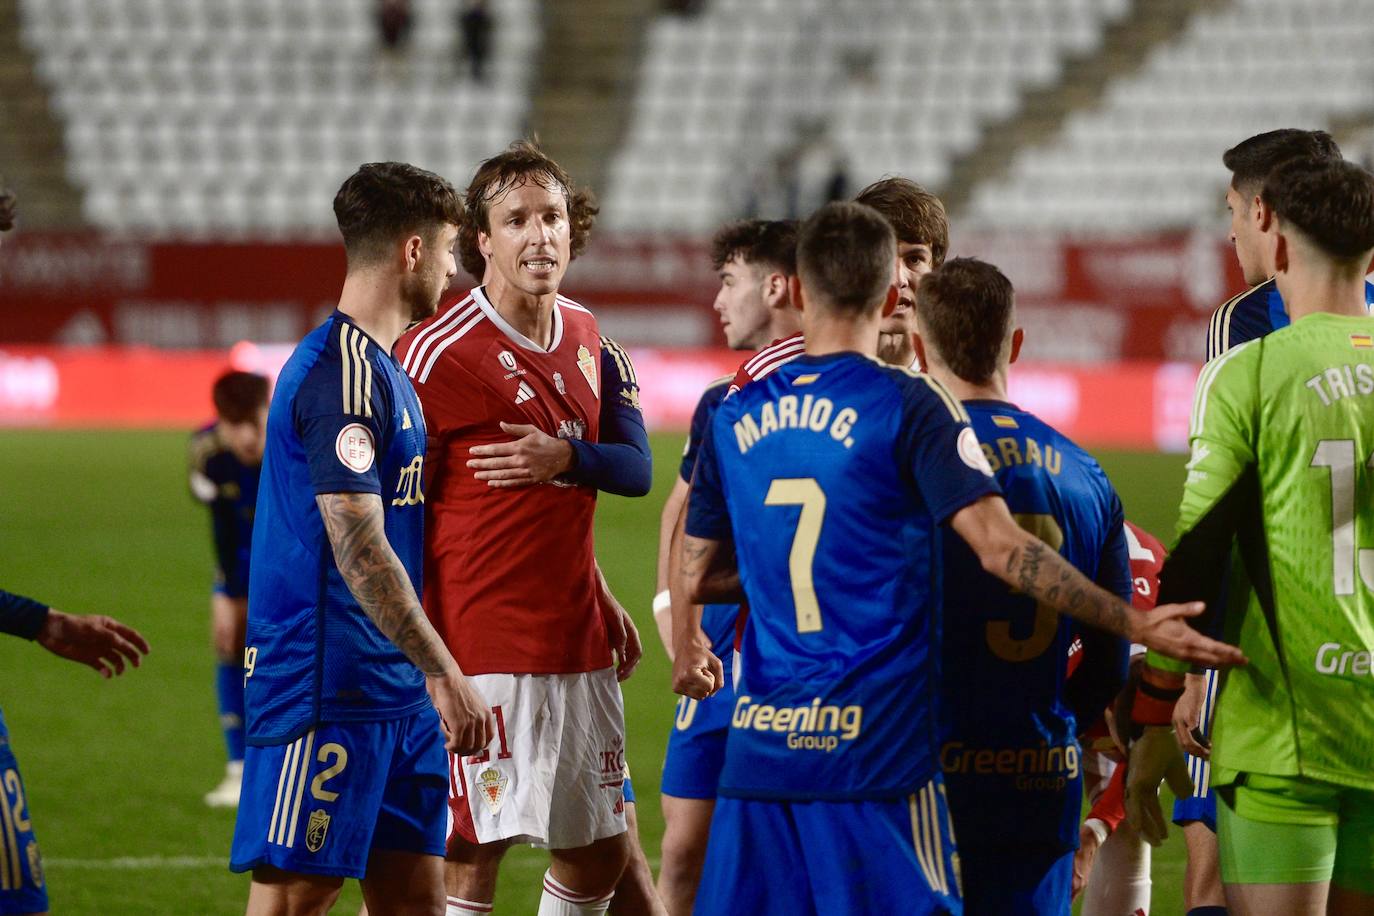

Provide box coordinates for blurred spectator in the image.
[664,0,706,13]
[0,186,15,233]
[459,0,493,83]
[378,0,413,53]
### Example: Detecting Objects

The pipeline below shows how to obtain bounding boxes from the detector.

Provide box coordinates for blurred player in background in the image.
[398,141,645,916]
[189,369,269,808]
[1,591,148,916]
[230,162,491,915]
[678,201,1242,914]
[653,219,796,915]
[913,257,1133,914]
[1073,520,1165,916]
[1127,156,1374,916]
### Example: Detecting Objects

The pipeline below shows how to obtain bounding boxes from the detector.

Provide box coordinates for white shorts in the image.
[1083,747,1118,806]
[445,667,627,851]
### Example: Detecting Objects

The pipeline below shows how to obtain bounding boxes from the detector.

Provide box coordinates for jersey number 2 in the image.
[765,478,826,633]
[1311,439,1374,595]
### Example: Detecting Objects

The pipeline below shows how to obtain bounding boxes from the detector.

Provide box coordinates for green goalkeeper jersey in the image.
[1150,312,1374,791]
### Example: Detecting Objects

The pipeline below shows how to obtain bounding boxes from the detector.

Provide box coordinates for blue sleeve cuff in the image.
[0,590,50,640]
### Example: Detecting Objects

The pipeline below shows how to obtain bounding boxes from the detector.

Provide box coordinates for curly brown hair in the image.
[458,140,599,280]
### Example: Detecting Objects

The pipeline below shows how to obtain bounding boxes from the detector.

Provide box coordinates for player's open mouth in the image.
[523,258,556,273]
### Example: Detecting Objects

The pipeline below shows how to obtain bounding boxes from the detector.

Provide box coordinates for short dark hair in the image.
[212,371,269,424]
[459,139,598,279]
[333,162,464,267]
[1261,157,1374,262]
[853,177,949,266]
[916,257,1016,386]
[709,219,798,276]
[1223,129,1342,196]
[796,202,895,315]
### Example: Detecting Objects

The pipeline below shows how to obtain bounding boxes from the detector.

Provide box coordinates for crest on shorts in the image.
[576,345,598,396]
[26,841,43,888]
[305,809,331,853]
[477,766,509,814]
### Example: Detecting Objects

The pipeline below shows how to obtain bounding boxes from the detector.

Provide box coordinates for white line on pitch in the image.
[46,856,226,870]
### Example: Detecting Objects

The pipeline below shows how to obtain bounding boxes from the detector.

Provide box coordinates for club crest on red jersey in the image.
[554,371,566,395]
[476,766,509,814]
[576,345,598,397]
[499,350,518,372]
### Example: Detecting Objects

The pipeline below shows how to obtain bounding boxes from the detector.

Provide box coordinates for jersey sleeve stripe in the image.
[913,373,969,422]
[401,297,476,375]
[744,337,805,374]
[358,335,374,418]
[415,309,485,384]
[1190,339,1250,436]
[557,295,592,314]
[601,336,638,385]
[346,328,366,417]
[339,324,354,415]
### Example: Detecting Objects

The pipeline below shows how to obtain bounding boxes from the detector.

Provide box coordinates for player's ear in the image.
[789,275,806,313]
[880,283,899,318]
[1255,197,1276,234]
[1272,226,1289,275]
[402,234,425,272]
[912,332,929,372]
[477,229,493,261]
[1009,327,1025,365]
[766,271,788,310]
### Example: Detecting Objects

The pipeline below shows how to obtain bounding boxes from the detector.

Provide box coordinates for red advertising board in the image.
[0,232,1248,362]
[0,345,1199,452]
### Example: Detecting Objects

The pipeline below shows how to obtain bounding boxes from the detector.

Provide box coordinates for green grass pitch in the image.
[0,430,1191,913]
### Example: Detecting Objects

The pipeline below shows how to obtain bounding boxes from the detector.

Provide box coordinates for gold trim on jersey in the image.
[600,336,638,386]
[0,771,20,890]
[902,370,969,423]
[909,780,952,896]
[339,325,374,418]
[1207,279,1272,362]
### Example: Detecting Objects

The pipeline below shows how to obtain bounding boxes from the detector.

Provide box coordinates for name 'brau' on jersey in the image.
[245,312,431,745]
[687,352,1000,800]
[940,401,1131,850]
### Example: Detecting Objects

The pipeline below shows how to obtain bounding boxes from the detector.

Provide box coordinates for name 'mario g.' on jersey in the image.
[245,312,430,745]
[1157,312,1374,792]
[396,286,611,675]
[686,352,1000,800]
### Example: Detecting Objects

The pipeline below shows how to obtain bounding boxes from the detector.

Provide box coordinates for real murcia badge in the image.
[477,767,509,814]
[305,810,331,852]
[553,371,566,395]
[576,345,599,398]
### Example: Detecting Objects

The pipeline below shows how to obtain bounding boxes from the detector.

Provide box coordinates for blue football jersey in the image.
[940,401,1131,851]
[1206,278,1374,360]
[245,312,431,745]
[682,376,740,662]
[687,352,1000,800]
[189,423,261,598]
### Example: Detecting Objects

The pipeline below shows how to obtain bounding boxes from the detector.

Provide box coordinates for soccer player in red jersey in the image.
[396,142,645,916]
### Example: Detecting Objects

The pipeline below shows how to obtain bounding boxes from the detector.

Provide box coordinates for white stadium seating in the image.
[20,0,537,235]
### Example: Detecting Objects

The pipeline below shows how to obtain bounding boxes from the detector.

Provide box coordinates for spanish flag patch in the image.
[792,373,820,386]
[1351,334,1374,349]
[991,415,1018,429]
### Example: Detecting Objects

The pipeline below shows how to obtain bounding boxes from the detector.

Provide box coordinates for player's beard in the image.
[404,273,444,323]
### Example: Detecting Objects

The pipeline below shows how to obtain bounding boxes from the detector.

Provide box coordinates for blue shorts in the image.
[694,778,961,916]
[0,709,48,916]
[960,844,1073,915]
[1173,668,1218,832]
[660,681,735,800]
[230,709,447,879]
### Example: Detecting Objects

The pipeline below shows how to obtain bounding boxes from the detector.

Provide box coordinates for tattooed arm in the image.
[949,495,1245,669]
[316,492,493,753]
[679,534,743,606]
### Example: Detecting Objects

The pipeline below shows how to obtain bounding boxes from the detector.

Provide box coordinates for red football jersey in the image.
[727,332,805,395]
[396,287,611,675]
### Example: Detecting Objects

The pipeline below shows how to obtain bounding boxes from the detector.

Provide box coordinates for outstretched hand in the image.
[1131,602,1246,669]
[36,609,149,677]
[467,422,574,488]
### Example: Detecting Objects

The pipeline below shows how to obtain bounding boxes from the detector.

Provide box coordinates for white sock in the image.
[1081,823,1152,916]
[446,895,494,916]
[537,869,612,915]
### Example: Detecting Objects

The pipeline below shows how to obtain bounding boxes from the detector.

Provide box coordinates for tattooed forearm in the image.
[316,493,455,677]
[1007,537,1131,639]
[679,534,744,604]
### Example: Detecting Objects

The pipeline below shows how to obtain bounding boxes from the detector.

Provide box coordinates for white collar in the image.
[472,286,564,353]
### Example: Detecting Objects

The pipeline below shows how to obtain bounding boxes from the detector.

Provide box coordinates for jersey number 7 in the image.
[765,478,826,634]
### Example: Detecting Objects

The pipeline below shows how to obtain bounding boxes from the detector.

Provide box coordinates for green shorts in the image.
[1217,773,1374,892]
